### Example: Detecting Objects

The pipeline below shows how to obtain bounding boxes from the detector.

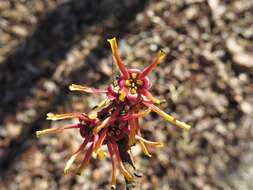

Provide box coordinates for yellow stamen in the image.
[136,80,143,86]
[118,89,127,102]
[125,80,131,87]
[130,88,136,94]
[97,148,106,160]
[144,102,191,130]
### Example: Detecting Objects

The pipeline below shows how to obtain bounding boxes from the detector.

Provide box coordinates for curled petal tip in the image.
[97,149,106,160]
[36,129,57,137]
[157,142,164,147]
[76,171,82,176]
[64,169,69,175]
[144,150,152,157]
[46,113,68,121]
[36,131,42,138]
[68,84,75,91]
[88,112,97,119]
[158,49,166,61]
[107,37,117,53]
[111,185,116,190]
[46,113,55,120]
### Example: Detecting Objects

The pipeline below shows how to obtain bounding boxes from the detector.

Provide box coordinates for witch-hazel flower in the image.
[107,37,191,145]
[36,37,191,189]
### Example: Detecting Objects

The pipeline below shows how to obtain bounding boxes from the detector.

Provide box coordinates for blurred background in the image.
[0,0,252,189]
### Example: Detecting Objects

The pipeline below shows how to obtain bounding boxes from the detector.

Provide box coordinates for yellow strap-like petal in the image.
[139,49,166,78]
[136,135,164,147]
[69,84,107,94]
[46,113,80,121]
[107,37,129,78]
[143,102,191,130]
[36,124,78,138]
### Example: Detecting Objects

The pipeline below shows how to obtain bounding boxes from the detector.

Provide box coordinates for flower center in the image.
[125,73,143,94]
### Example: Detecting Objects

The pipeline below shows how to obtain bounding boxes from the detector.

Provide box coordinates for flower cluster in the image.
[36,37,191,189]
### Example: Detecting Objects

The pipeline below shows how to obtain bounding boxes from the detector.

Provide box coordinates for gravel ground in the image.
[0,0,253,190]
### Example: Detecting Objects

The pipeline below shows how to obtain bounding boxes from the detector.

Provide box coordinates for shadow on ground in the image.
[0,0,149,172]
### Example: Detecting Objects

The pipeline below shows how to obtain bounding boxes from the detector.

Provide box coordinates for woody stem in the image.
[117,135,142,190]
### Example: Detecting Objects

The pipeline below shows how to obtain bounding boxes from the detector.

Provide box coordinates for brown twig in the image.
[117,136,142,190]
